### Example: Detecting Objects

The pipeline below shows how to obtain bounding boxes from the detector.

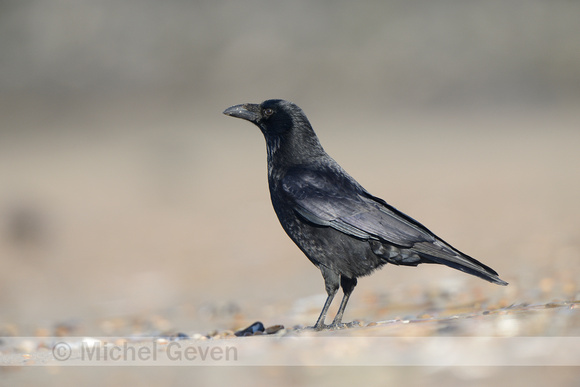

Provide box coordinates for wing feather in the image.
[283,167,433,246]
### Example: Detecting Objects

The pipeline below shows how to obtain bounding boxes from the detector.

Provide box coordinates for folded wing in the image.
[282,166,507,285]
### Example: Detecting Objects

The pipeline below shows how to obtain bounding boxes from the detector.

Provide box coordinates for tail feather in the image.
[413,241,508,286]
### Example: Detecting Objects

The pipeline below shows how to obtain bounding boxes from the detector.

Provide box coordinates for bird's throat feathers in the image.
[265,123,327,178]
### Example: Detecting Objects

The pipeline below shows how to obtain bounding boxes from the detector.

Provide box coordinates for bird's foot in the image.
[308,320,362,331]
[329,320,362,330]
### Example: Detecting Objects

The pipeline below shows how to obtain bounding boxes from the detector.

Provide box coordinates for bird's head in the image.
[223,99,306,136]
[223,99,326,164]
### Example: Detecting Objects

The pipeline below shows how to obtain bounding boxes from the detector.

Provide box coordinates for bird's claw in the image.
[309,321,362,331]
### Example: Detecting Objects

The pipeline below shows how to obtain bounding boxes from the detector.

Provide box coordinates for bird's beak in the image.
[223,103,261,123]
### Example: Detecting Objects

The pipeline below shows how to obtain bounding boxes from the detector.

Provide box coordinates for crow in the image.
[223,99,508,330]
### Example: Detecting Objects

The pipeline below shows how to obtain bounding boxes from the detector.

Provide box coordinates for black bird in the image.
[223,99,508,330]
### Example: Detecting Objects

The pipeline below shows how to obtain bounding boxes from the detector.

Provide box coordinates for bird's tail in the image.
[413,241,508,286]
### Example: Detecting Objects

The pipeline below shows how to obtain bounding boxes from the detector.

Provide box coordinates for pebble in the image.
[174,332,190,340]
[234,321,265,337]
[265,325,284,334]
[206,329,218,338]
[232,322,287,337]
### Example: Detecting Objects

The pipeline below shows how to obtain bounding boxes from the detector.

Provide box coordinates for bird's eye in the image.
[263,108,274,117]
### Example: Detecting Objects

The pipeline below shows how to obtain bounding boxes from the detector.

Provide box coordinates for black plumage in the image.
[223,99,507,330]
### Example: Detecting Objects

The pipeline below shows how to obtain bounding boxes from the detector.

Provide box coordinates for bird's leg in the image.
[312,267,339,330]
[313,292,336,330]
[329,276,358,329]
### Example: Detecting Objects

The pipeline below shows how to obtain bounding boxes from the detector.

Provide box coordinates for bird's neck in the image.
[266,131,327,177]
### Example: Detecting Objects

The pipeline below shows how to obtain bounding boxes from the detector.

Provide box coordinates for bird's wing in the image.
[282,166,507,285]
[282,168,435,247]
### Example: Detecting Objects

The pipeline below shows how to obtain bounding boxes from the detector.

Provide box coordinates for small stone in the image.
[35,327,50,337]
[234,321,265,337]
[174,332,189,340]
[206,330,218,338]
[265,325,284,334]
[54,323,76,337]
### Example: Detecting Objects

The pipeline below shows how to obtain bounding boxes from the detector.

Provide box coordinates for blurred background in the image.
[1,0,579,384]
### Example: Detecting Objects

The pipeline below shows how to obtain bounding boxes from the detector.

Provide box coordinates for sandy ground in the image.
[1,100,579,385]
